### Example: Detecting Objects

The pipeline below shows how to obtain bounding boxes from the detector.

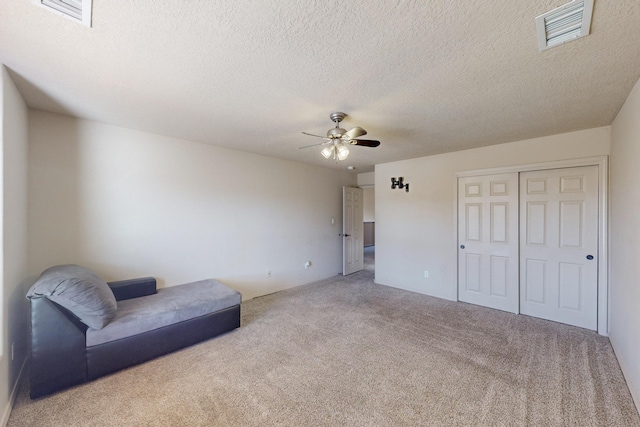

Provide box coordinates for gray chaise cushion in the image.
[86,279,241,347]
[26,265,117,330]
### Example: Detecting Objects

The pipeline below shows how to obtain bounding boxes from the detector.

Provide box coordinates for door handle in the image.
[339,234,351,237]
[460,245,465,249]
[586,255,594,260]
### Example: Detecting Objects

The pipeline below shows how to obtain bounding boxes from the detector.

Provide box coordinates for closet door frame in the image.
[454,156,608,336]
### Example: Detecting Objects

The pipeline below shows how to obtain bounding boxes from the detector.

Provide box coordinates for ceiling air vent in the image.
[535,0,594,51]
[38,0,92,27]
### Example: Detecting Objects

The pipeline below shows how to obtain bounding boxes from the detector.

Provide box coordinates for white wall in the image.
[28,111,356,300]
[375,127,610,300]
[0,67,29,426]
[610,76,640,409]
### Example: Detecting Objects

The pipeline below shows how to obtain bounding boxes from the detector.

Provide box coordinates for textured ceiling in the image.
[1,0,640,172]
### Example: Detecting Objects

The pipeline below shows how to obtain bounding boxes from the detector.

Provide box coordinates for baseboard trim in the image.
[613,348,640,415]
[0,356,27,427]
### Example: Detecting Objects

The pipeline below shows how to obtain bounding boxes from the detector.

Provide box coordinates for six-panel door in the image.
[458,166,599,330]
[458,173,519,313]
[519,166,598,330]
[343,186,364,275]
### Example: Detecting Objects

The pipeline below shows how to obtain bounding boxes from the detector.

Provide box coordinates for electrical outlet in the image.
[424,271,430,278]
[305,261,311,269]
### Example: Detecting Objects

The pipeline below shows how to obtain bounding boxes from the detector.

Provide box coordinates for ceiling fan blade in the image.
[344,127,367,139]
[302,131,326,138]
[298,140,331,149]
[349,139,381,147]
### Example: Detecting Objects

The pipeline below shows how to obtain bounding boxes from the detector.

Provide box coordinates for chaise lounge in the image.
[26,264,241,399]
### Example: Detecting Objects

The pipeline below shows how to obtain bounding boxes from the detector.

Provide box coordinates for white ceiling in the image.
[1,1,639,172]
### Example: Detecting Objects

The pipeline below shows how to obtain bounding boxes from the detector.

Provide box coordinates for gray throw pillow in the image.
[27,264,117,329]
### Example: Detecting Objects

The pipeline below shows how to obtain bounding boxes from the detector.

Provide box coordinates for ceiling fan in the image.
[300,112,381,162]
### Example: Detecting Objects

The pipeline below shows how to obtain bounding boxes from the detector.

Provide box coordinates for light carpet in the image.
[8,267,640,426]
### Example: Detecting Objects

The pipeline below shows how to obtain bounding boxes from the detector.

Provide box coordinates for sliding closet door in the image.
[520,166,598,330]
[458,173,519,313]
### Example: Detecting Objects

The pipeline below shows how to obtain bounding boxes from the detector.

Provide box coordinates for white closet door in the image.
[520,166,599,330]
[458,173,519,313]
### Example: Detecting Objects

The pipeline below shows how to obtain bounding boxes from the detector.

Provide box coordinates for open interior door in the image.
[343,186,364,275]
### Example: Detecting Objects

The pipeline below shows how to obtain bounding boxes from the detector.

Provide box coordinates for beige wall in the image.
[28,111,356,300]
[357,172,375,187]
[375,127,610,300]
[363,187,375,222]
[610,76,640,409]
[0,67,29,425]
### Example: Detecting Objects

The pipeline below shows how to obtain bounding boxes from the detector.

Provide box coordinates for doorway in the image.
[363,186,375,272]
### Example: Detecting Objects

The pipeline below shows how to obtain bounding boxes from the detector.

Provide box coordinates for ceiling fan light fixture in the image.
[321,146,334,159]
[337,144,349,161]
[300,111,380,162]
